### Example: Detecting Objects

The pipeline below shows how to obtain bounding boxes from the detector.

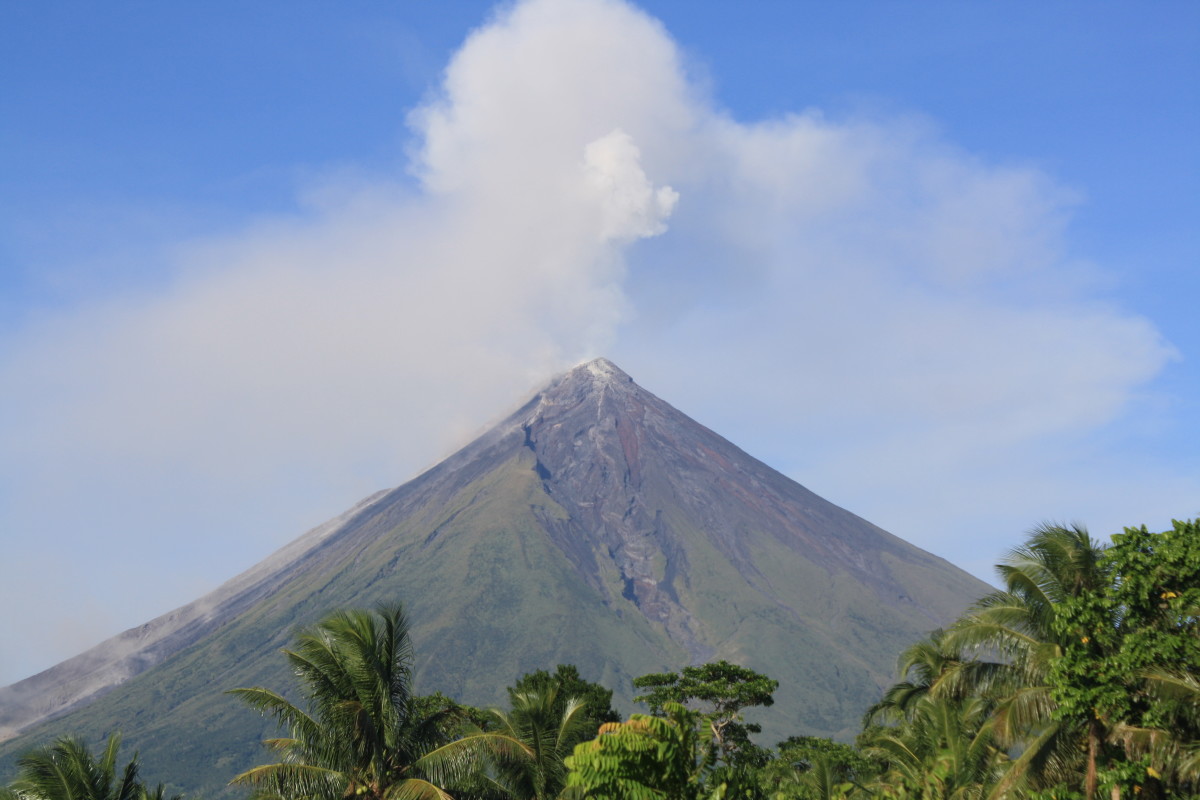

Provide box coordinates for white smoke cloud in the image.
[611,107,1181,563]
[0,0,1187,684]
[583,129,679,242]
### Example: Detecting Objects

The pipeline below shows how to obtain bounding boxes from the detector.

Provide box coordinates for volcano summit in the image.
[0,358,988,794]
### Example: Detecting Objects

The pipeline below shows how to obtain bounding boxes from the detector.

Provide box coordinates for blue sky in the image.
[1,0,1196,687]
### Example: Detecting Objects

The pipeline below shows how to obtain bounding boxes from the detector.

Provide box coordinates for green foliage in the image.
[228,603,460,800]
[863,629,964,728]
[860,695,1007,798]
[1094,520,1198,726]
[4,733,177,800]
[634,661,777,766]
[410,693,494,736]
[855,519,1200,799]
[634,662,777,719]
[507,665,620,740]
[756,738,873,800]
[1024,787,1084,800]
[428,685,595,800]
[1051,519,1200,793]
[418,665,622,800]
[564,691,779,800]
[935,523,1108,794]
[564,703,704,800]
[773,737,871,781]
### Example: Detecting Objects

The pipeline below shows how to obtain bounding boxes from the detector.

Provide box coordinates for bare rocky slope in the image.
[0,359,989,795]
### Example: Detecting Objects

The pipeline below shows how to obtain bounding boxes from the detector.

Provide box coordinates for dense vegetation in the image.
[4,521,1196,799]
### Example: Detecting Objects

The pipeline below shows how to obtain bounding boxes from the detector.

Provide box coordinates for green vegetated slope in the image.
[635,485,984,742]
[0,453,685,797]
[0,359,989,796]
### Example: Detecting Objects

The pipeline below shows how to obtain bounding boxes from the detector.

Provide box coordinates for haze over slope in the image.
[0,359,988,795]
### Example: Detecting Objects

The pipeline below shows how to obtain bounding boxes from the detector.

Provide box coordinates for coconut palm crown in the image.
[939,523,1108,795]
[4,733,173,800]
[229,603,459,800]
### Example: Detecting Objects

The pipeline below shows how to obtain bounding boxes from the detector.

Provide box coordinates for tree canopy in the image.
[634,660,778,765]
[507,665,620,739]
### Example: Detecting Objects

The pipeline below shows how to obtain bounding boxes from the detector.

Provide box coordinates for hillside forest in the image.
[3,520,1197,800]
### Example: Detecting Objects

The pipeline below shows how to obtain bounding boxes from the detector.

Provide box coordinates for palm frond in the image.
[229,761,347,800]
[382,779,453,800]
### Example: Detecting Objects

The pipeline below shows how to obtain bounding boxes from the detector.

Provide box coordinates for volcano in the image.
[0,359,988,794]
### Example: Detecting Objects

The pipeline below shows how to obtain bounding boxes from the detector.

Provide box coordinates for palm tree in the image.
[487,688,592,800]
[423,686,592,800]
[940,523,1108,797]
[862,695,1006,800]
[229,603,460,800]
[5,733,172,800]
[759,753,864,800]
[861,630,1002,797]
[864,629,964,726]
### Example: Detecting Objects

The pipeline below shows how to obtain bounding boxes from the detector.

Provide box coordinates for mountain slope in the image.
[0,358,989,795]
